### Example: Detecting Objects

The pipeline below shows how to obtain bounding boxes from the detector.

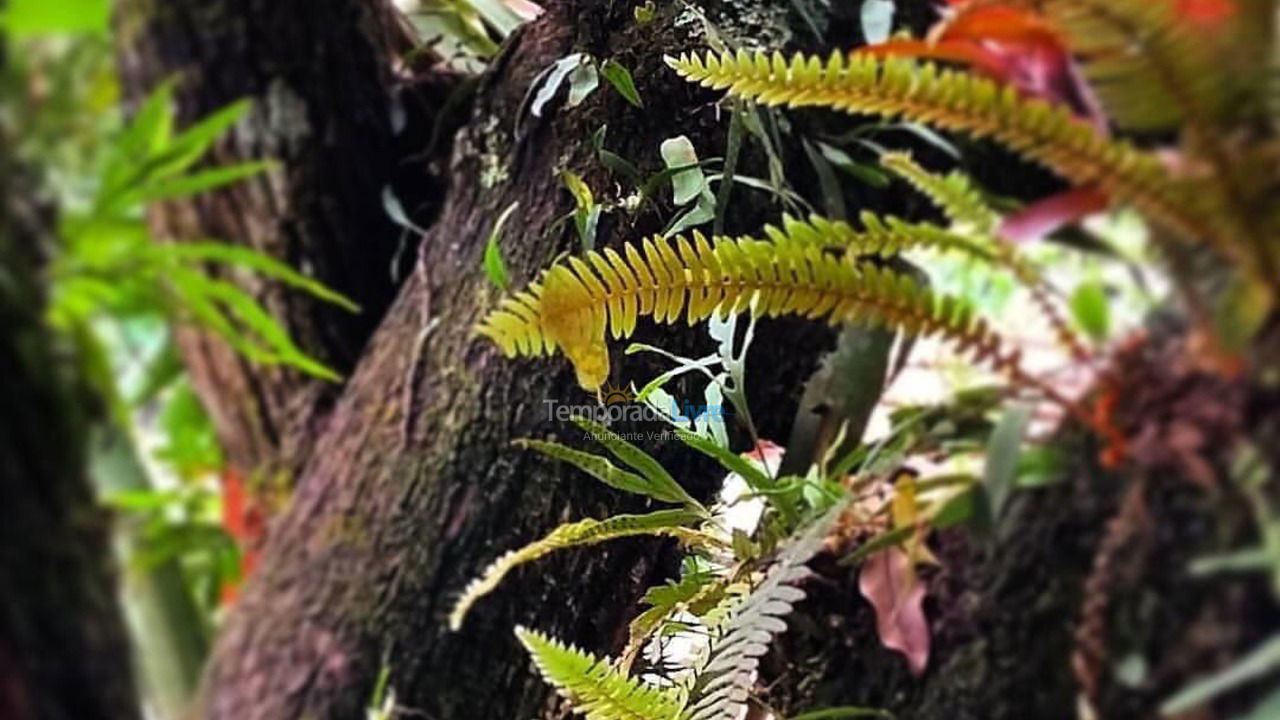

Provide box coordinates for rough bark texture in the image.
[115,0,458,477]
[0,142,140,720]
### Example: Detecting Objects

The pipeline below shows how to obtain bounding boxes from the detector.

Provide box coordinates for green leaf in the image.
[0,0,109,35]
[154,98,253,178]
[840,526,914,566]
[601,59,644,107]
[515,627,689,720]
[450,510,707,630]
[983,403,1033,520]
[574,417,704,511]
[566,59,600,108]
[665,190,716,236]
[1069,280,1111,342]
[818,142,891,188]
[484,202,518,290]
[516,438,667,501]
[1161,634,1280,716]
[137,161,273,203]
[660,135,706,206]
[672,427,773,493]
[166,241,358,312]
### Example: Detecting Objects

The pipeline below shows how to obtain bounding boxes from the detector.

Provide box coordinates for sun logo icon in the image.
[598,381,635,406]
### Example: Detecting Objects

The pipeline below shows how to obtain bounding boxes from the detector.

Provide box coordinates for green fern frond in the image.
[878,152,998,233]
[516,627,690,720]
[477,227,1023,393]
[449,510,707,631]
[760,213,998,265]
[621,570,742,670]
[686,502,848,720]
[664,50,1229,257]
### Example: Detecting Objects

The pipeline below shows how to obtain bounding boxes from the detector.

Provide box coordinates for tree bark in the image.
[0,132,141,720]
[192,3,850,716]
[115,0,458,477]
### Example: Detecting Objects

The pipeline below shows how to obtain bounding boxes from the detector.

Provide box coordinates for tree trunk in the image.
[0,132,140,720]
[115,0,458,478]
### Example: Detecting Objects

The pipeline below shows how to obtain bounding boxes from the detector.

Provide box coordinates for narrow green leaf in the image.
[138,161,273,203]
[166,241,358,312]
[673,427,772,494]
[516,438,659,500]
[484,202,518,290]
[840,526,914,566]
[601,59,644,107]
[984,404,1033,520]
[574,417,704,511]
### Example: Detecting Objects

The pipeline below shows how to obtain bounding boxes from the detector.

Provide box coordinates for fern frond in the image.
[965,0,1233,131]
[686,502,848,720]
[878,151,998,233]
[665,50,1231,258]
[760,213,998,265]
[516,626,690,720]
[477,228,1025,393]
[871,153,1089,359]
[450,510,706,631]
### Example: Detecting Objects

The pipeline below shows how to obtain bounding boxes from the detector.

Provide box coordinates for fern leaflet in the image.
[517,626,690,720]
[450,509,707,630]
[477,226,1025,394]
[878,151,998,233]
[685,501,849,720]
[665,50,1240,265]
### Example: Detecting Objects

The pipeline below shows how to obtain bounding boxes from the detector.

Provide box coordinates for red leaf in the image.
[999,184,1110,242]
[862,4,1108,130]
[859,547,930,676]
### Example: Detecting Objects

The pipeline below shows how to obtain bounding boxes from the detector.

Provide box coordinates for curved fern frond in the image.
[450,509,708,631]
[477,228,1025,393]
[686,501,849,720]
[878,151,998,233]
[759,213,998,265]
[665,50,1234,260]
[517,626,690,720]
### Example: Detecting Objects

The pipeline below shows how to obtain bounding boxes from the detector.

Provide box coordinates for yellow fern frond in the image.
[476,226,1030,393]
[450,509,708,631]
[878,151,998,233]
[759,213,998,265]
[664,51,1239,264]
